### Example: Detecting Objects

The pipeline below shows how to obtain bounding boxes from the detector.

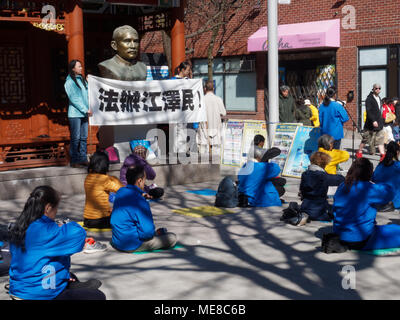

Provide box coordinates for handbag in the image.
[385,110,396,123]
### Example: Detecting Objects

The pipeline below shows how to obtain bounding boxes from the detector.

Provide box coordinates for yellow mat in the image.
[77,221,112,232]
[172,206,235,218]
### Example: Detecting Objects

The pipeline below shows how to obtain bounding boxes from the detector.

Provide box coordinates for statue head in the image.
[111,25,140,61]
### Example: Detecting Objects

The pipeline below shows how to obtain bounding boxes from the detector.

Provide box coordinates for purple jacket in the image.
[120,154,156,188]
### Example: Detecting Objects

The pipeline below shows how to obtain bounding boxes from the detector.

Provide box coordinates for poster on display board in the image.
[282,126,321,178]
[270,123,301,172]
[241,120,268,163]
[221,119,268,167]
[221,120,244,167]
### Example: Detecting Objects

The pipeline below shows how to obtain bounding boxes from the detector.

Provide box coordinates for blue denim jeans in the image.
[68,117,88,164]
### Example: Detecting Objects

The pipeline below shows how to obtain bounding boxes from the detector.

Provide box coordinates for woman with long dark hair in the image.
[333,158,400,251]
[8,186,105,300]
[372,141,400,211]
[84,151,123,230]
[65,59,91,168]
[318,87,349,149]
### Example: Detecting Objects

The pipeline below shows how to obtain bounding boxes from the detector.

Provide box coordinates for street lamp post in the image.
[267,0,279,148]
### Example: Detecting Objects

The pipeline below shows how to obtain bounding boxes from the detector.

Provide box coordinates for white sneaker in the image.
[83,238,107,254]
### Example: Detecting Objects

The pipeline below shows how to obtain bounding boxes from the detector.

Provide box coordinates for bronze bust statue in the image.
[98,25,147,81]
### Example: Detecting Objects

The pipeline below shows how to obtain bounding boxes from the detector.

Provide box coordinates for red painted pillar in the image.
[66,0,85,72]
[171,0,186,76]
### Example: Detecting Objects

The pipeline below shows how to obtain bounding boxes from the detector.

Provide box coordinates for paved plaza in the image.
[1,137,400,300]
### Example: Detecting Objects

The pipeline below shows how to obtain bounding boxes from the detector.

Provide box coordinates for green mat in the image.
[353,247,400,256]
[132,243,184,254]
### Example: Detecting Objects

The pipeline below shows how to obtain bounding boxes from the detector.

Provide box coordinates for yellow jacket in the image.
[318,147,350,174]
[309,104,320,127]
[84,173,124,220]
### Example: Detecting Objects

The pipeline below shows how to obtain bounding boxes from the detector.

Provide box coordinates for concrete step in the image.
[0,162,222,201]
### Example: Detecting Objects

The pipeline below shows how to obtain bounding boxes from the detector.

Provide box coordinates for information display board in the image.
[269,123,301,172]
[282,126,321,178]
[221,119,267,167]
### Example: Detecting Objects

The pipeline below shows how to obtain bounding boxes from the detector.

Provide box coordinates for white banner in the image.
[88,75,206,126]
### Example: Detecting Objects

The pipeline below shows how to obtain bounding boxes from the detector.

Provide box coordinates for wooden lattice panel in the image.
[0,46,26,104]
[0,140,69,171]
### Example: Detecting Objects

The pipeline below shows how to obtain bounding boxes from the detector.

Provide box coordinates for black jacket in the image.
[300,165,345,220]
[364,92,383,131]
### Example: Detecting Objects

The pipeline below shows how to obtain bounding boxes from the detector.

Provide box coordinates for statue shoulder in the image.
[98,56,118,68]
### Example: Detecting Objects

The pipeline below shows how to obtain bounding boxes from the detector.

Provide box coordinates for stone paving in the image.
[1,137,400,300]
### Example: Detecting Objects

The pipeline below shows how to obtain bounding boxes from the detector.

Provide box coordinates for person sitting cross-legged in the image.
[238,146,282,207]
[8,186,106,300]
[333,157,400,251]
[110,166,177,253]
[120,146,164,199]
[299,151,345,225]
[318,134,350,175]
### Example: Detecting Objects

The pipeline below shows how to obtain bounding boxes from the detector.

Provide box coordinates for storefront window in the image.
[193,56,256,112]
[358,47,389,129]
[359,47,387,66]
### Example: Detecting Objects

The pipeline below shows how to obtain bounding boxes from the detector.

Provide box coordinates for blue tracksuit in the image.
[318,100,349,140]
[372,161,400,209]
[238,161,282,207]
[110,185,156,251]
[9,216,86,300]
[333,181,400,250]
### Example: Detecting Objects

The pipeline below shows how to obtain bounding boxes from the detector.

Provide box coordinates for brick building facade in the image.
[142,0,400,130]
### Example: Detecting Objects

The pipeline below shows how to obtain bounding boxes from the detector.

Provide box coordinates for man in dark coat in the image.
[356,84,386,160]
[279,85,296,123]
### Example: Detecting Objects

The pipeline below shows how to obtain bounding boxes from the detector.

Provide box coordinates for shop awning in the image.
[105,0,180,6]
[247,19,340,52]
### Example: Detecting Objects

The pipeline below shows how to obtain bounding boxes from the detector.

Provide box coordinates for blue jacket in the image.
[111,185,156,251]
[333,181,394,242]
[9,216,86,300]
[238,161,282,207]
[64,74,89,118]
[300,164,344,220]
[318,100,349,140]
[372,161,400,208]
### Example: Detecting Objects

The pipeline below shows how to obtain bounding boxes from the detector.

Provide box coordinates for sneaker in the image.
[355,151,363,159]
[83,238,107,254]
[297,212,309,226]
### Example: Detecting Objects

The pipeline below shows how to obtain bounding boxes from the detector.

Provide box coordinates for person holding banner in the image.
[65,59,91,168]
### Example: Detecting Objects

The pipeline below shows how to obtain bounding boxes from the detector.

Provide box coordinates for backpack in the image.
[215,177,238,208]
[104,146,120,164]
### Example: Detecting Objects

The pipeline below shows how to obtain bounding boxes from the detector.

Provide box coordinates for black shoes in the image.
[378,202,395,212]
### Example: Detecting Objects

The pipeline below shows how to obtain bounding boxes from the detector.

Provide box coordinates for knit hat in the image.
[133,145,148,160]
[304,99,311,105]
